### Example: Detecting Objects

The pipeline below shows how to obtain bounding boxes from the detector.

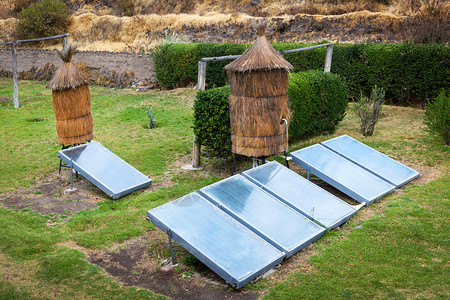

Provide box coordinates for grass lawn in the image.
[0,78,448,299]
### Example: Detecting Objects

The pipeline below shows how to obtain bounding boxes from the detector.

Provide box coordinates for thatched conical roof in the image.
[46,43,91,91]
[225,34,293,73]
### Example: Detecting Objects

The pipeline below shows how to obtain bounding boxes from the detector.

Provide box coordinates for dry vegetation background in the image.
[0,0,448,51]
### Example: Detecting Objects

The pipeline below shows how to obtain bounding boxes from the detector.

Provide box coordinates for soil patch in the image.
[0,171,104,222]
[85,231,258,299]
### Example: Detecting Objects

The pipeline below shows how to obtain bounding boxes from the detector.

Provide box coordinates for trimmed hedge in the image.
[193,85,231,157]
[288,70,349,138]
[151,42,449,106]
[193,71,348,157]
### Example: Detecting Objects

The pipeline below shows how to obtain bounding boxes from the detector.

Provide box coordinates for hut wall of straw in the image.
[228,69,289,157]
[52,84,93,145]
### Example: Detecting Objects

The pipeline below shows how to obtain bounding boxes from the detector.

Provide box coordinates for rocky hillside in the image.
[0,0,448,51]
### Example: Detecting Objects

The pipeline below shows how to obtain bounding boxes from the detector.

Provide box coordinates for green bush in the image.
[424,90,450,145]
[151,42,449,107]
[16,0,71,40]
[193,86,231,157]
[288,70,349,138]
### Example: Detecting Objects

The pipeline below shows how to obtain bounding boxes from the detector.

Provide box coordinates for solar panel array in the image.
[290,135,419,205]
[147,135,419,288]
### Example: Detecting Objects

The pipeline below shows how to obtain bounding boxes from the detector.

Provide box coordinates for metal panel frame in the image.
[147,193,284,288]
[58,141,152,199]
[242,161,363,230]
[321,135,420,187]
[199,175,326,257]
[290,144,395,205]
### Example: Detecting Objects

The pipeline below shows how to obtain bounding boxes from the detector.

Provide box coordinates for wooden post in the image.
[197,61,207,91]
[324,44,333,73]
[192,61,207,168]
[12,42,19,108]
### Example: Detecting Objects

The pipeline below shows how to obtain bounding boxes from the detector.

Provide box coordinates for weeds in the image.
[354,86,385,137]
[147,106,156,129]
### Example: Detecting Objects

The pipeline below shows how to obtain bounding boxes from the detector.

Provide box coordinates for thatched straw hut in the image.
[225,28,293,158]
[46,43,93,145]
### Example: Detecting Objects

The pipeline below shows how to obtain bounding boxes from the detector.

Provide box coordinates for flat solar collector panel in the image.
[199,175,325,257]
[290,144,395,205]
[58,141,152,199]
[321,135,420,187]
[147,192,284,288]
[242,161,361,229]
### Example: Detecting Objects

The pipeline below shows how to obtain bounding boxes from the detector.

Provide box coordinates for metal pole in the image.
[62,36,68,49]
[167,230,176,264]
[324,44,334,73]
[12,42,19,108]
[70,158,74,190]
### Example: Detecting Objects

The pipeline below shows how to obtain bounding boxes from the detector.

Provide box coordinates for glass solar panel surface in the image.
[147,192,284,288]
[243,161,358,229]
[58,141,151,199]
[199,176,325,257]
[290,144,395,204]
[321,135,419,187]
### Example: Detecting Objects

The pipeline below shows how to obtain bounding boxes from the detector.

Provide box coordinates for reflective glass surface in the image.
[148,193,284,287]
[243,161,357,229]
[291,145,395,203]
[322,135,419,187]
[200,176,325,255]
[59,141,151,198]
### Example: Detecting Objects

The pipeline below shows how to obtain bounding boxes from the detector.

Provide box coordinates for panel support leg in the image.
[307,165,310,181]
[231,154,237,176]
[70,158,74,190]
[167,229,176,264]
[284,151,290,168]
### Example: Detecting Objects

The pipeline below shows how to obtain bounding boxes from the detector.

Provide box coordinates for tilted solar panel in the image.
[321,135,419,187]
[58,141,152,199]
[147,192,284,288]
[290,144,395,205]
[242,161,363,229]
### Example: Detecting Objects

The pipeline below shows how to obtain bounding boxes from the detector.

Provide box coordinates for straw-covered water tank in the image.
[225,30,293,158]
[46,43,93,145]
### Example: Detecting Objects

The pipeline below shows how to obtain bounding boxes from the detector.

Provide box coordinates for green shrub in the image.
[424,90,450,145]
[16,0,71,40]
[354,85,385,137]
[288,70,349,138]
[193,86,231,157]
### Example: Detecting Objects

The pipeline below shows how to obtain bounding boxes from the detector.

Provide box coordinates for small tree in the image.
[16,0,71,40]
[424,90,449,145]
[354,85,385,137]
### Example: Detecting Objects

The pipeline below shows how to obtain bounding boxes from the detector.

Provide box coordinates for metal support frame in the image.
[167,229,176,264]
[231,154,266,176]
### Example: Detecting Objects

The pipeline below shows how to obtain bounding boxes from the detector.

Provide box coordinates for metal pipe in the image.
[167,230,176,264]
